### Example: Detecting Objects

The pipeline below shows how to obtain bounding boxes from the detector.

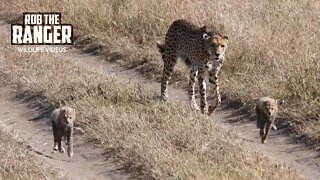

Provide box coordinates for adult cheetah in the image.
[157,19,229,115]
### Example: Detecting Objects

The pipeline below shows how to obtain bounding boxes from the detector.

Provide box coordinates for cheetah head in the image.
[203,33,228,62]
[263,100,281,117]
[61,107,76,127]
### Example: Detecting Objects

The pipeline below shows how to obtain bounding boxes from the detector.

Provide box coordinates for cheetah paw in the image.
[190,102,200,111]
[59,147,65,153]
[68,150,73,157]
[208,106,216,116]
[53,145,58,151]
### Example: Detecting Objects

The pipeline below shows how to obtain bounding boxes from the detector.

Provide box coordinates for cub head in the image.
[263,99,284,116]
[202,33,228,62]
[60,107,76,126]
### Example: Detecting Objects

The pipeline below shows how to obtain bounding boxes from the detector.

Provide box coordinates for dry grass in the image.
[0,128,58,179]
[1,0,319,141]
[0,35,300,179]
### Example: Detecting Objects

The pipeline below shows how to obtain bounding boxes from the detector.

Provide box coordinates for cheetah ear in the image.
[156,41,165,53]
[203,33,211,40]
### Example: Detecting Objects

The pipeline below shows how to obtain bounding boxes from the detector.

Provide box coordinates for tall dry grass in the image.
[0,129,58,179]
[1,0,318,140]
[0,34,300,179]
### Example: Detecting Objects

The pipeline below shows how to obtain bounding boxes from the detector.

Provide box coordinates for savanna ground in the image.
[0,123,58,179]
[0,0,318,179]
[1,0,319,142]
[0,31,302,179]
[0,19,299,180]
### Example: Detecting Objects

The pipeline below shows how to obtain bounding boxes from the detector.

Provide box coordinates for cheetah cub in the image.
[256,97,284,144]
[50,106,76,157]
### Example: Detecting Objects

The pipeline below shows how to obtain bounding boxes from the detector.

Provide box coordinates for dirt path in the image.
[1,19,320,180]
[0,87,133,180]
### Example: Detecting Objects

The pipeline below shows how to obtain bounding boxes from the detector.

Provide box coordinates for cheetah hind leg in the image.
[59,146,65,153]
[208,96,220,116]
[208,106,216,116]
[58,140,65,153]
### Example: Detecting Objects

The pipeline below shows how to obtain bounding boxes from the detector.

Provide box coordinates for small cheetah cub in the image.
[50,106,76,157]
[255,97,284,144]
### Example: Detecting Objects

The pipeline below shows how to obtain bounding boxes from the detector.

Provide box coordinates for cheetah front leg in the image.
[66,127,74,157]
[57,135,65,153]
[161,53,177,101]
[256,106,265,137]
[198,70,208,114]
[262,121,272,144]
[208,70,221,116]
[188,66,199,111]
[52,122,59,152]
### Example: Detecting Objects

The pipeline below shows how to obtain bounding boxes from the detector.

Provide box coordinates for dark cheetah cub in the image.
[157,19,229,115]
[50,106,76,157]
[256,97,284,144]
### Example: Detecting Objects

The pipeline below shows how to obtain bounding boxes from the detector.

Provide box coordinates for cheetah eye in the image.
[221,45,225,48]
[69,117,72,119]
